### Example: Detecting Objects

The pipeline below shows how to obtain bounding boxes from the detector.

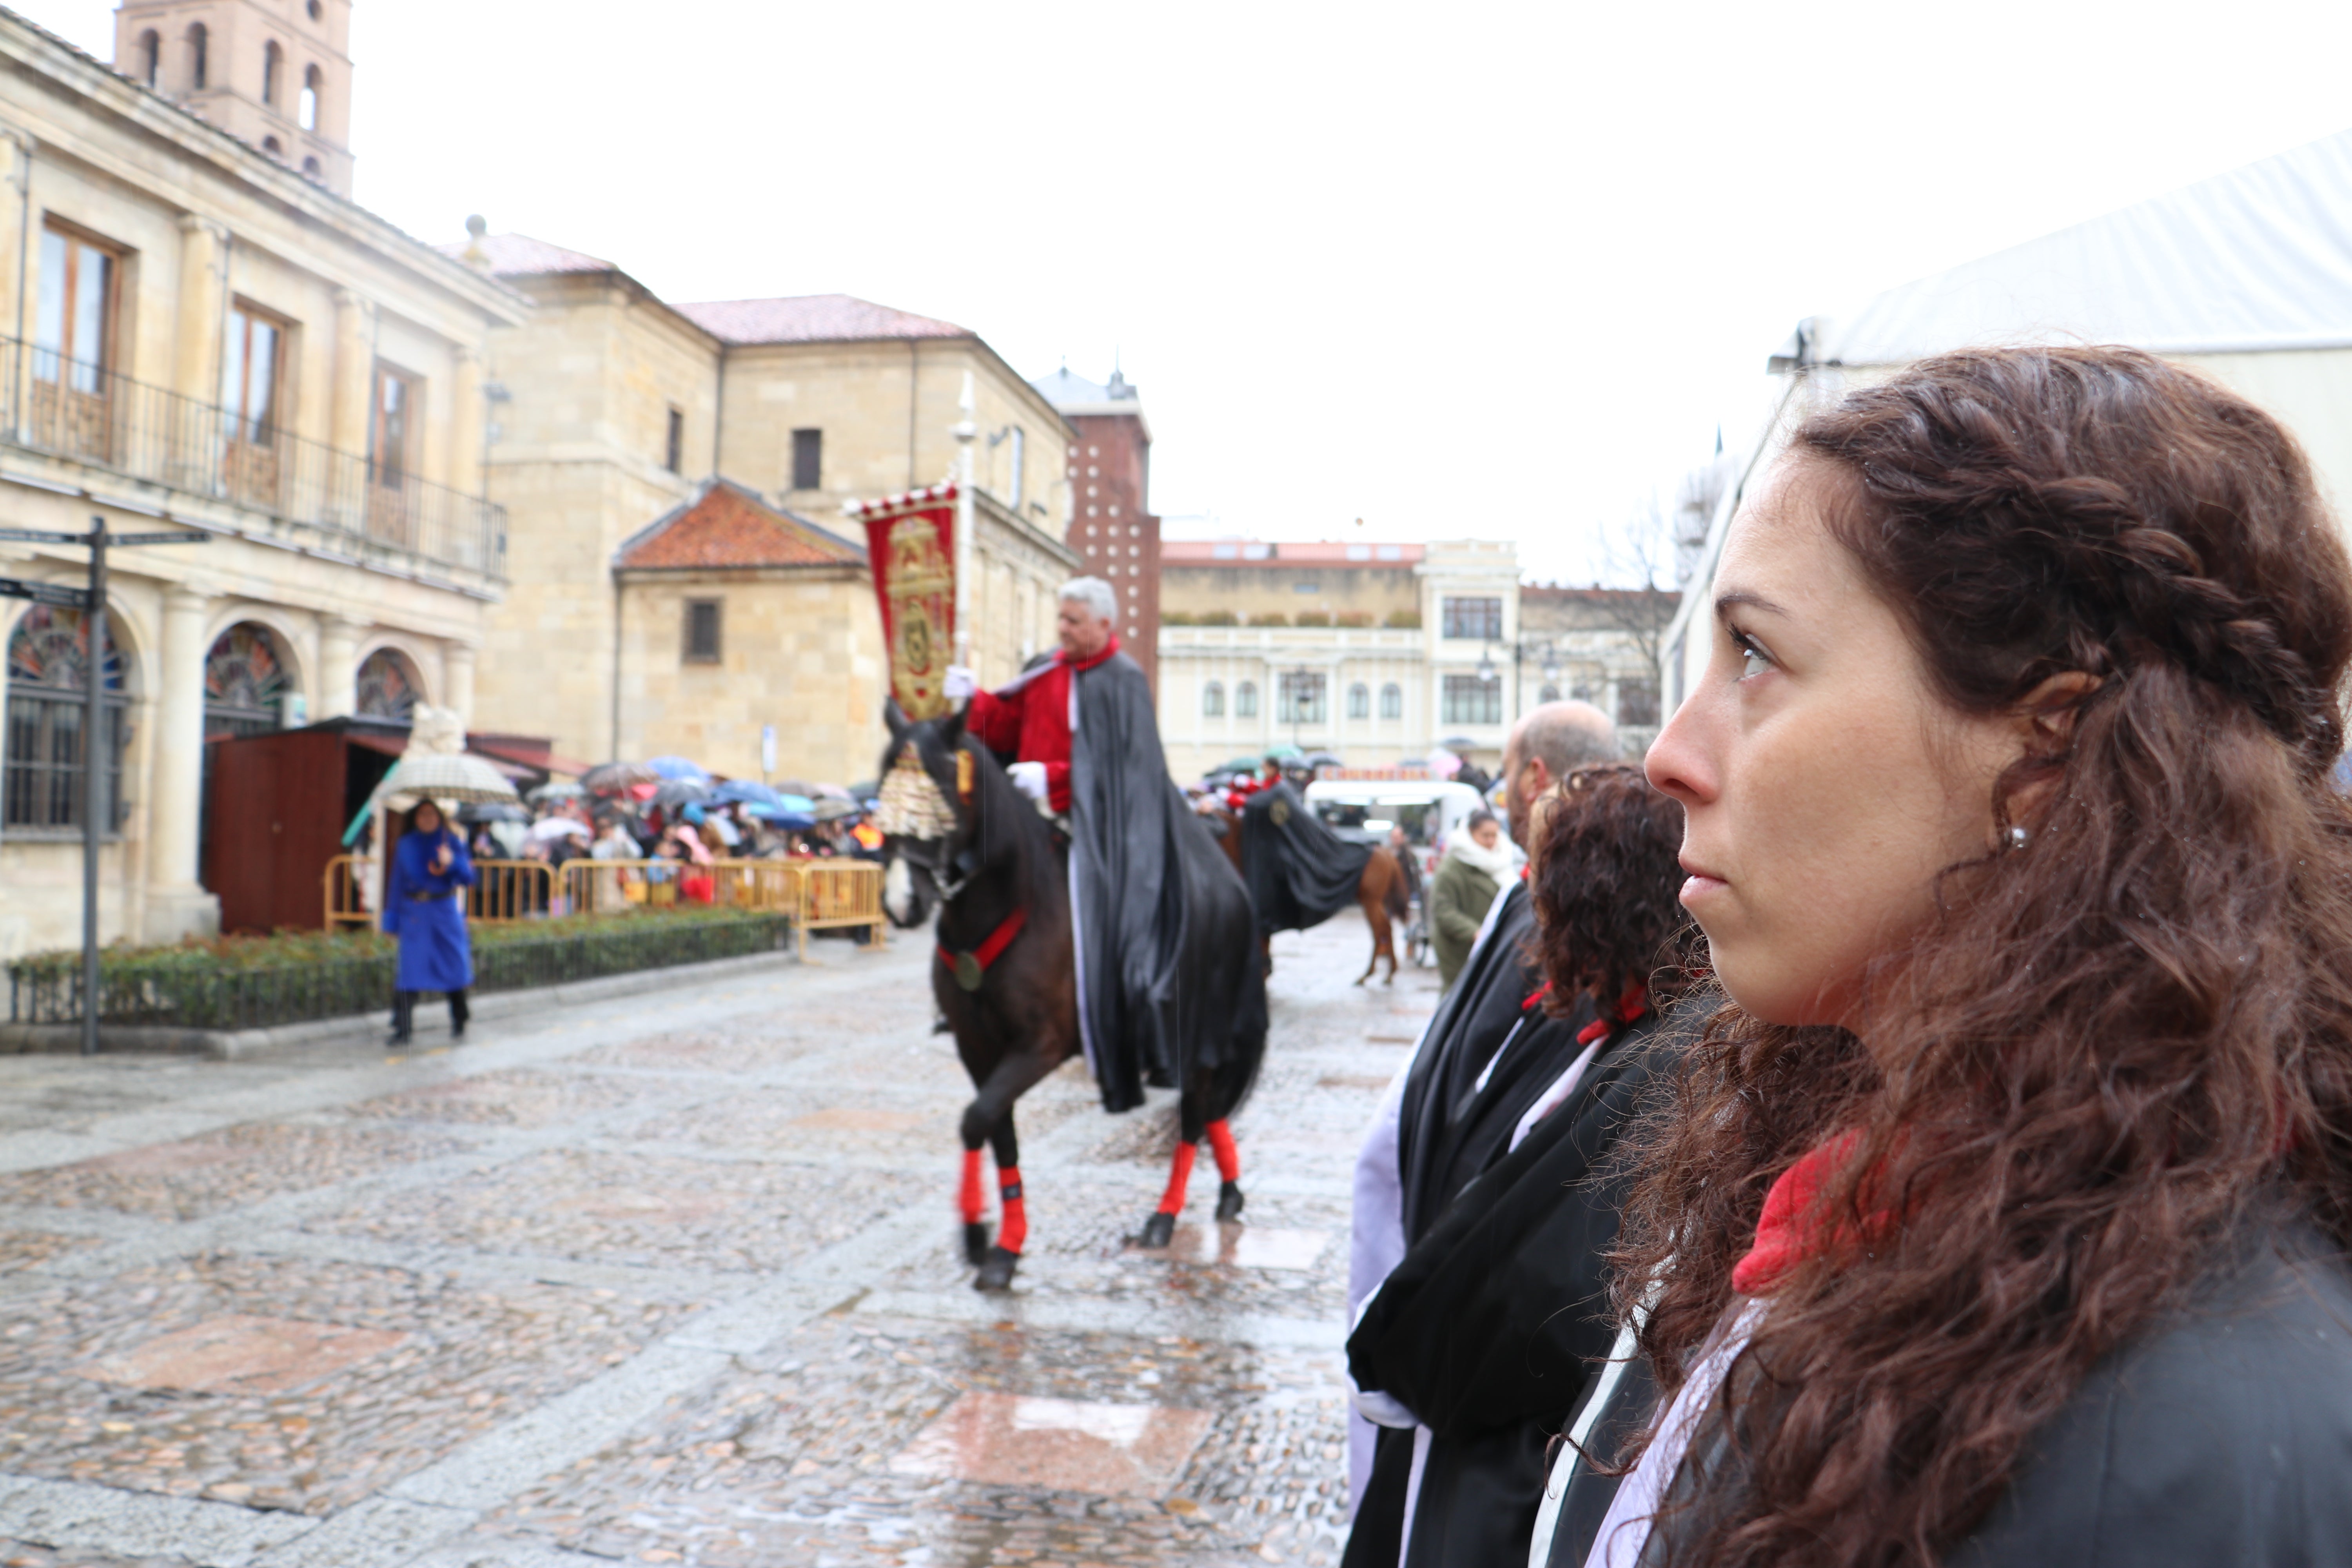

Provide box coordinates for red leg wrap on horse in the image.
[959,1148,985,1223]
[1158,1141,1198,1215]
[997,1166,1027,1254]
[1206,1119,1241,1183]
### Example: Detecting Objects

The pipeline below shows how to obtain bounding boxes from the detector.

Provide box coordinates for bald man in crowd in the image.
[1342,701,1619,1519]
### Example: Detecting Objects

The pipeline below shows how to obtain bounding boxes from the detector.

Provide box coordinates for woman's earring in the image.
[2005,824,2031,852]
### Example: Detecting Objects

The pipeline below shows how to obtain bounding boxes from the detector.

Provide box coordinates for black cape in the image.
[1068,649,1265,1114]
[1346,1009,1679,1568]
[1393,882,1568,1241]
[1241,781,1372,938]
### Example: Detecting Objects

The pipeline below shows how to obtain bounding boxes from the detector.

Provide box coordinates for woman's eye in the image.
[1731,631,1774,679]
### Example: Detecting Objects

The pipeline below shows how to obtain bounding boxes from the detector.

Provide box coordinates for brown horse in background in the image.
[1203,804,1412,985]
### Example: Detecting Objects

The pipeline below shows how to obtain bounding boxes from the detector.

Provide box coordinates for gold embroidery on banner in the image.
[885,515,955,720]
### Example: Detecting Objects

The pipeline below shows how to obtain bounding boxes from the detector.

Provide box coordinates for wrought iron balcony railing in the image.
[0,339,505,580]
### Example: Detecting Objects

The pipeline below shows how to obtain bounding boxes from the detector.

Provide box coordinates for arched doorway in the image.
[4,604,131,831]
[356,646,421,721]
[199,622,293,884]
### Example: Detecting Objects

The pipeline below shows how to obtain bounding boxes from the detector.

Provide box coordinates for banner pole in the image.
[953,369,976,672]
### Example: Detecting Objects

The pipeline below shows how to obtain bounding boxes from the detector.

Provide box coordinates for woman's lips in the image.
[1679,861,1728,905]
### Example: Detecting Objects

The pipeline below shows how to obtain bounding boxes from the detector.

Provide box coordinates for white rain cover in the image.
[1830,128,2352,366]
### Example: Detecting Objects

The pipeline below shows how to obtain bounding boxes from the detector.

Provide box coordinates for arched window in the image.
[301,65,321,131]
[356,647,421,720]
[1539,682,1560,704]
[1235,680,1259,719]
[301,156,321,179]
[263,41,282,105]
[5,604,130,830]
[261,136,283,158]
[1379,682,1403,720]
[1347,682,1370,720]
[137,29,159,87]
[1202,680,1224,718]
[187,22,207,90]
[204,623,289,739]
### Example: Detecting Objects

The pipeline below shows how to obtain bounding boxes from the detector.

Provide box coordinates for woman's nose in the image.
[1645,693,1717,808]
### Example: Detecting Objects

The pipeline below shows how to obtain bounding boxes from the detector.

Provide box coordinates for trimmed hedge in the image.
[6,909,793,1031]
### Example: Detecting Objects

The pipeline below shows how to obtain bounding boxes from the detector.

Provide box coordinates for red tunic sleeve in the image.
[966,685,1024,753]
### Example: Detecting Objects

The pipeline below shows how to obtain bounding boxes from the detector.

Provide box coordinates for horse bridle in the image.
[898,832,982,904]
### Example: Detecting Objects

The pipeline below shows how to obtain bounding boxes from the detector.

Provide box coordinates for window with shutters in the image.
[1235,681,1259,719]
[1202,681,1225,718]
[792,428,822,491]
[222,303,287,506]
[684,599,722,664]
[1348,682,1370,720]
[1379,682,1403,720]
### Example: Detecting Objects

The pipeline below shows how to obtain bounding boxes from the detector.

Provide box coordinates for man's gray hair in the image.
[1058,577,1118,626]
[1512,700,1619,779]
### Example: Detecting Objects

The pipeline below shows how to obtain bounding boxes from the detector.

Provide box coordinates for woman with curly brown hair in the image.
[1540,344,2352,1568]
[1346,763,1704,1568]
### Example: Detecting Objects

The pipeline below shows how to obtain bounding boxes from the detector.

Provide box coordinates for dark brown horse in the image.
[875,706,1265,1289]
[1203,803,1412,984]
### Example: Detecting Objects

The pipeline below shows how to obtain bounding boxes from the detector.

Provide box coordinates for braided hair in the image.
[1616,346,2352,1568]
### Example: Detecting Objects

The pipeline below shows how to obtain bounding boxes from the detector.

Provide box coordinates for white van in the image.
[1304,772,1492,880]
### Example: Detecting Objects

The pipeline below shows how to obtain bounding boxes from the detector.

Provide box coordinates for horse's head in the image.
[870,701,979,928]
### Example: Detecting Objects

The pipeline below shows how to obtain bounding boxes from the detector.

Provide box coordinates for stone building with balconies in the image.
[0,6,519,958]
[1155,538,1526,781]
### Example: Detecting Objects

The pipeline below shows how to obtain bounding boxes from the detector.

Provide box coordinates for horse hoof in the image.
[1216,1181,1245,1222]
[1137,1211,1178,1250]
[973,1245,1021,1292]
[963,1221,992,1266]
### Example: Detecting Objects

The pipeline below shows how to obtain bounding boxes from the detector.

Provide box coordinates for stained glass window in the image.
[204,623,287,739]
[5,605,130,830]
[355,647,419,720]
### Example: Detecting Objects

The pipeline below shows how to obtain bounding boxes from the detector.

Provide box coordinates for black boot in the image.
[448,989,469,1040]
[387,991,414,1046]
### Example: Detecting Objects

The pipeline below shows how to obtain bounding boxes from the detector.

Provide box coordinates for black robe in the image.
[1067,648,1265,1114]
[1347,1010,1680,1568]
[1241,781,1372,938]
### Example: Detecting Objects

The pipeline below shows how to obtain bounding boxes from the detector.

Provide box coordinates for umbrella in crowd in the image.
[743,801,817,830]
[457,801,530,824]
[653,779,713,809]
[375,751,520,805]
[526,817,592,843]
[712,779,785,808]
[528,780,587,803]
[811,797,860,822]
[582,761,658,792]
[646,756,711,784]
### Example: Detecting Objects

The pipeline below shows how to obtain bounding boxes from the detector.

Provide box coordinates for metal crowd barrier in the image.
[323,857,560,928]
[323,854,887,957]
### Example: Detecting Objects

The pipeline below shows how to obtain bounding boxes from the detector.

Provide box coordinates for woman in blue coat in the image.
[383,800,477,1045]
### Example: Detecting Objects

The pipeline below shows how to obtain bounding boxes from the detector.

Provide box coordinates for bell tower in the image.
[113,0,356,198]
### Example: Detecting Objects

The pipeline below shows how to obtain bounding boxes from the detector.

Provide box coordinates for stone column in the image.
[329,287,374,456]
[0,132,30,350]
[143,586,220,940]
[174,215,228,405]
[447,345,485,494]
[443,640,476,731]
[317,613,363,719]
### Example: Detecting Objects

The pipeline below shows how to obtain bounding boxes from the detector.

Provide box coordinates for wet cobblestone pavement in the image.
[0,914,1440,1566]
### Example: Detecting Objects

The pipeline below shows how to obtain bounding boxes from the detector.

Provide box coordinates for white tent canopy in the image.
[1828,128,2352,367]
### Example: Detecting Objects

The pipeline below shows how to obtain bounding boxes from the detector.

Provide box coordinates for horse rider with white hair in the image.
[945,576,1122,820]
[942,577,1245,1128]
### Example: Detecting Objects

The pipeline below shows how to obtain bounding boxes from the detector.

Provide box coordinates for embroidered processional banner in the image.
[848,483,959,720]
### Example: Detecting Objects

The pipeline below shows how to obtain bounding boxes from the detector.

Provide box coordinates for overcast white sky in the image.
[30,1,2352,583]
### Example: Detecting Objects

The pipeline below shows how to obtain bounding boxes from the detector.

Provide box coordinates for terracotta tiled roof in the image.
[434,232,617,276]
[670,294,971,346]
[615,481,866,571]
